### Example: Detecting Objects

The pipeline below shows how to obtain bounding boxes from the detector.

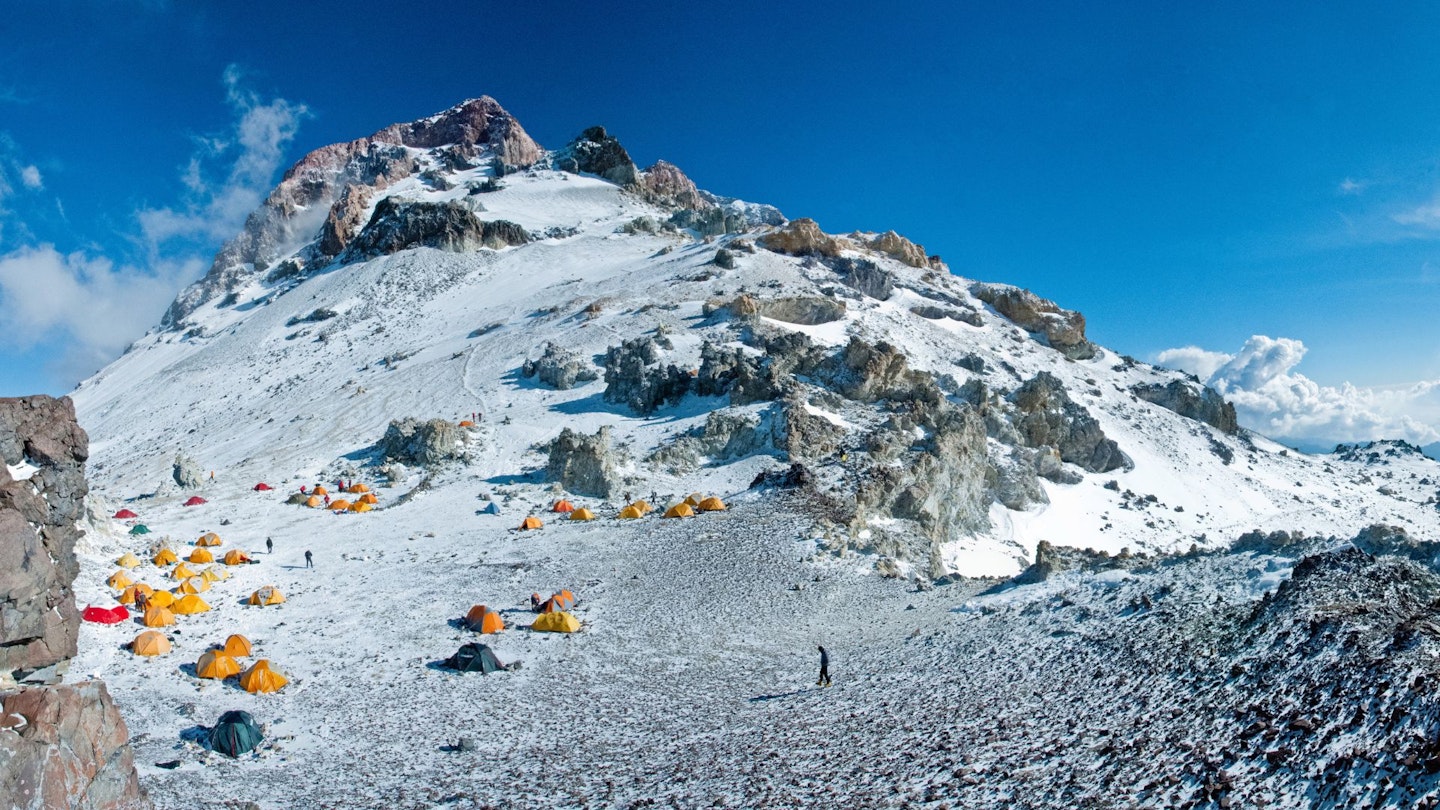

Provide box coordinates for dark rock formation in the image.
[758,218,848,258]
[377,418,465,467]
[827,256,894,300]
[831,338,942,404]
[1010,372,1127,473]
[346,198,527,259]
[972,283,1096,360]
[521,343,599,390]
[0,396,87,676]
[552,126,639,186]
[601,338,691,415]
[1132,380,1239,434]
[545,426,620,498]
[317,184,373,257]
[0,682,149,809]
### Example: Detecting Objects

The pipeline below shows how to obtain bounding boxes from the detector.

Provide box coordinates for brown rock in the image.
[971,283,1096,360]
[638,161,711,211]
[758,218,850,258]
[317,184,373,257]
[867,230,929,268]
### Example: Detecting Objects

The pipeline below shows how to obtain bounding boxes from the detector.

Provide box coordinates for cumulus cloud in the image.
[1156,335,1440,447]
[138,65,308,247]
[19,165,41,189]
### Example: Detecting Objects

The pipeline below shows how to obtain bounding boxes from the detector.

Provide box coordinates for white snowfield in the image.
[65,131,1440,807]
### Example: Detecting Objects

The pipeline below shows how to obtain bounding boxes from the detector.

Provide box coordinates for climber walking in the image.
[266,537,273,555]
[304,550,313,569]
[817,645,832,687]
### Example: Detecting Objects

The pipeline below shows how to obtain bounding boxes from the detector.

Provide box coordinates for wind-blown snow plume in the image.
[1158,336,1440,446]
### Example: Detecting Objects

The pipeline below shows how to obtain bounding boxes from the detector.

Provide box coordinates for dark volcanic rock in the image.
[552,126,639,186]
[827,256,894,300]
[602,338,691,415]
[0,396,87,676]
[347,198,527,259]
[1009,372,1127,473]
[1132,379,1239,434]
[972,282,1096,360]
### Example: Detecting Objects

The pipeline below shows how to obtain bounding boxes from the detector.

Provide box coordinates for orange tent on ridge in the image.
[223,634,253,657]
[131,630,171,657]
[142,605,175,627]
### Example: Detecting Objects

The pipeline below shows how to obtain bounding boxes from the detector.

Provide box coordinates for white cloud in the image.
[1156,335,1440,446]
[0,245,202,384]
[19,165,41,189]
[139,65,308,247]
[1394,199,1440,230]
[1338,177,1364,195]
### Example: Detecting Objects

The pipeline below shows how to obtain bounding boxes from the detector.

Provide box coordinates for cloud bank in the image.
[1156,336,1440,447]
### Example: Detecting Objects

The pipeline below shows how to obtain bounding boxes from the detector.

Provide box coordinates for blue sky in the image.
[4,1,1440,446]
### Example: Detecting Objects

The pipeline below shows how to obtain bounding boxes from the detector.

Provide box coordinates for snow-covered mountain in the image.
[65,97,1440,808]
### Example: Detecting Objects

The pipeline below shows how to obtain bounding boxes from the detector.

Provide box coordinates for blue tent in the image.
[478,502,500,516]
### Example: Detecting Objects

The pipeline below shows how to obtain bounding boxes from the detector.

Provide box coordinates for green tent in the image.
[444,643,506,674]
[209,710,263,758]
[128,524,150,535]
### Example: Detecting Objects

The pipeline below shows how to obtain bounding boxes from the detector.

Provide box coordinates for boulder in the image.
[378,418,465,467]
[521,343,599,390]
[828,256,894,300]
[730,295,847,326]
[866,230,930,268]
[638,160,710,211]
[545,427,621,499]
[172,453,204,490]
[552,126,639,186]
[1132,380,1239,434]
[1009,372,1127,473]
[0,681,149,809]
[971,283,1096,360]
[759,218,849,258]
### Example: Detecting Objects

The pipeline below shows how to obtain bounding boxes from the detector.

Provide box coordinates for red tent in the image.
[253,483,273,491]
[183,496,207,507]
[82,605,130,624]
[113,509,138,519]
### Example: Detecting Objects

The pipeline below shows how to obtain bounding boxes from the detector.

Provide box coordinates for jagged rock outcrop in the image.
[346,198,527,259]
[647,409,777,474]
[164,96,542,326]
[638,160,710,211]
[972,283,1096,360]
[0,682,149,810]
[602,337,691,415]
[545,426,620,498]
[377,418,465,466]
[696,343,787,406]
[1011,539,1141,585]
[1010,372,1127,473]
[317,184,373,257]
[0,397,88,677]
[827,257,894,300]
[521,343,599,390]
[832,338,941,404]
[1132,379,1239,434]
[552,126,639,186]
[728,294,847,326]
[759,218,849,258]
[171,452,203,490]
[865,230,930,268]
[773,398,847,463]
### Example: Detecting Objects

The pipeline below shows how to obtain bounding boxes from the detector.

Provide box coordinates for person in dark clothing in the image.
[530,592,542,612]
[304,550,313,569]
[266,537,273,555]
[134,591,149,613]
[817,645,832,687]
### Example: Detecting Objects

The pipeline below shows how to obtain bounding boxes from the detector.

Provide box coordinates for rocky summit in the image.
[56,97,1440,807]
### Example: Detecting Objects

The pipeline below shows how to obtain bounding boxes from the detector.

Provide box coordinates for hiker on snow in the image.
[266,537,273,554]
[304,550,313,569]
[817,645,832,687]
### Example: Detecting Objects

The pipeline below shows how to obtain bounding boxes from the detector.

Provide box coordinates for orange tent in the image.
[118,583,154,605]
[349,501,373,513]
[329,499,353,511]
[173,594,211,615]
[464,605,505,634]
[147,590,175,609]
[107,570,133,590]
[305,495,322,508]
[188,548,215,564]
[359,493,379,504]
[556,589,576,608]
[347,483,369,494]
[684,493,703,507]
[248,586,285,606]
[223,549,252,565]
[631,499,653,514]
[131,630,171,657]
[518,516,543,530]
[116,553,142,569]
[223,634,252,657]
[312,486,329,496]
[552,500,575,513]
[196,650,241,679]
[142,605,175,627]
[239,660,288,693]
[697,496,727,512]
[663,503,694,518]
[152,549,179,566]
[569,507,596,521]
[458,420,475,427]
[196,532,222,547]
[171,563,197,580]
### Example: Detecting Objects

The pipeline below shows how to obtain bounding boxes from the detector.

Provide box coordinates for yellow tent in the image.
[305,495,322,508]
[196,650,241,679]
[118,583,154,605]
[148,590,175,609]
[199,566,226,584]
[107,570,133,590]
[617,505,644,519]
[196,532,222,547]
[532,611,581,633]
[519,516,544,530]
[223,633,252,657]
[171,563,197,580]
[359,493,379,504]
[663,503,694,518]
[152,549,179,567]
[632,499,653,514]
[239,660,288,694]
[329,499,353,511]
[173,594,211,615]
[347,483,369,494]
[684,493,702,507]
[142,605,175,627]
[248,585,285,606]
[223,549,252,565]
[697,496,727,512]
[131,630,172,657]
[569,507,596,521]
[188,548,214,564]
[349,501,373,513]
[176,576,210,595]
[116,553,142,569]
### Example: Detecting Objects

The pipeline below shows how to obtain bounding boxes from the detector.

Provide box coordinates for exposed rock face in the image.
[346,198,527,259]
[866,230,929,268]
[377,418,465,467]
[730,294,847,326]
[1010,372,1127,473]
[163,96,542,326]
[171,452,203,490]
[317,184,373,257]
[828,256,894,300]
[602,338,691,415]
[647,409,776,474]
[0,396,88,676]
[1011,539,1139,585]
[638,160,710,211]
[833,338,941,404]
[773,398,847,463]
[552,126,639,186]
[1132,380,1239,434]
[521,343,599,390]
[972,283,1096,360]
[758,218,849,258]
[0,682,149,810]
[545,426,620,498]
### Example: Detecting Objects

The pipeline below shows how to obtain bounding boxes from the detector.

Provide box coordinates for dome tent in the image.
[196,651,242,680]
[209,709,263,757]
[444,642,506,674]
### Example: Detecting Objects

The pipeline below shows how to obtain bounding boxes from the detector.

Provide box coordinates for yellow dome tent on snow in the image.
[147,590,175,609]
[188,548,214,564]
[223,634,252,657]
[196,650,241,679]
[196,532,222,547]
[118,583,153,605]
[347,483,369,494]
[532,611,581,633]
[142,605,175,627]
[305,495,322,508]
[617,505,644,519]
[663,503,694,518]
[131,630,172,657]
[359,493,379,504]
[349,501,373,513]
[569,507,596,521]
[248,585,285,606]
[173,594,211,615]
[518,516,544,530]
[239,660,288,693]
[223,549,252,565]
[631,499,653,514]
[152,549,179,567]
[107,570,133,590]
[697,496,727,512]
[176,576,209,595]
[116,553,142,569]
[171,563,197,580]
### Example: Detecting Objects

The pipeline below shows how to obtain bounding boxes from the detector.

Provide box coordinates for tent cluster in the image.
[530,589,580,633]
[286,482,380,513]
[194,633,287,694]
[96,530,265,634]
[512,494,725,527]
